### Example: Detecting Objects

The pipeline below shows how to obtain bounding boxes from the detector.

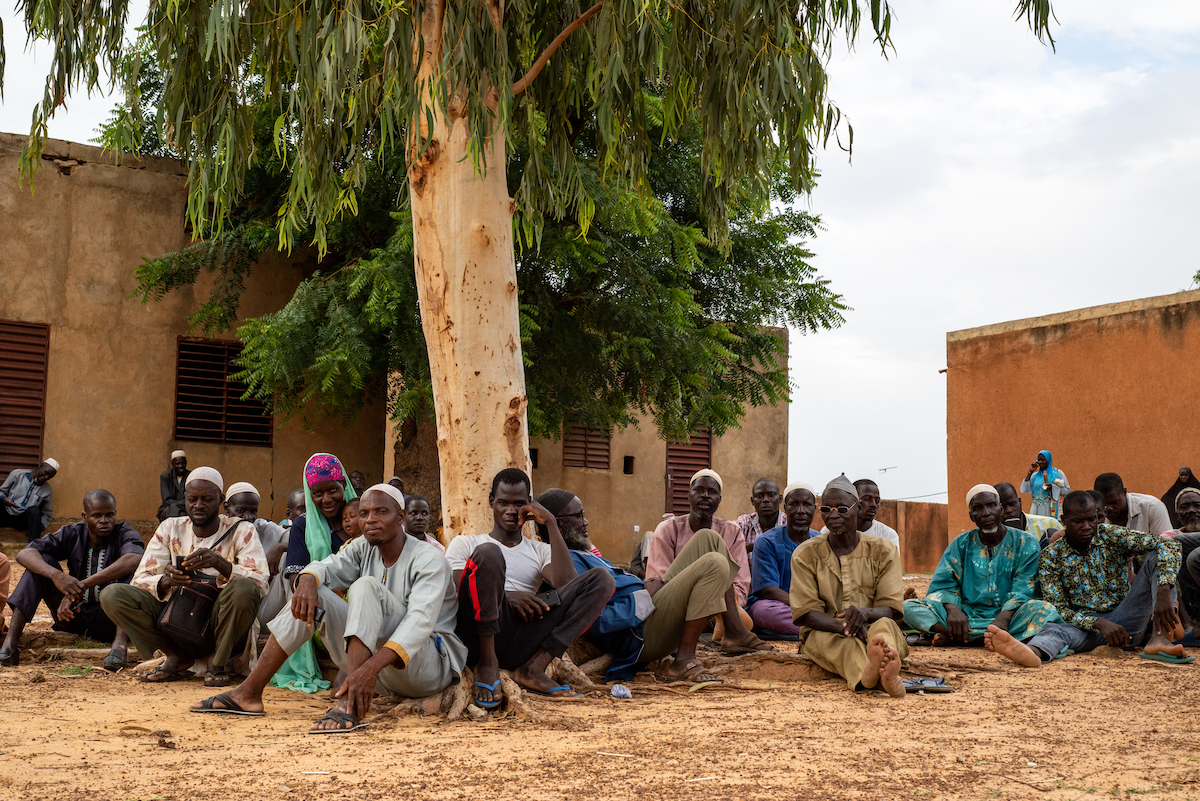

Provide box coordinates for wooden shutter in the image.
[562,423,611,470]
[175,338,273,447]
[0,320,50,480]
[665,427,712,514]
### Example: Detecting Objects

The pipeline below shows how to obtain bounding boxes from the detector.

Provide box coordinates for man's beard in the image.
[560,524,590,551]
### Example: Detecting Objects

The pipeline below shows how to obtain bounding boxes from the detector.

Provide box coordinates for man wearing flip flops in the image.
[987,490,1191,668]
[445,468,615,708]
[189,483,466,732]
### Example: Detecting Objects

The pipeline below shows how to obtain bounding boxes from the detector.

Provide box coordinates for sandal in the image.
[0,646,20,667]
[663,660,724,685]
[472,679,503,709]
[101,649,127,673]
[140,665,193,683]
[191,692,265,716]
[308,709,368,734]
[718,636,773,655]
[204,669,232,687]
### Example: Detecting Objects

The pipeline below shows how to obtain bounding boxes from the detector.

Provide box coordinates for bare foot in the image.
[860,634,886,690]
[189,683,265,713]
[984,625,1040,668]
[878,644,905,698]
[712,617,725,643]
[903,586,918,601]
[1143,633,1186,658]
[931,632,949,647]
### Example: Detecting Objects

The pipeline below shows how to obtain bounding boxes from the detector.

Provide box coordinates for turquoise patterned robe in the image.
[904,526,1061,641]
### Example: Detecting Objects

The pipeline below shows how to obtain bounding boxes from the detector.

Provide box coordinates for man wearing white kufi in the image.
[646,468,769,651]
[190,484,466,732]
[223,482,293,625]
[902,483,1060,664]
[102,466,269,687]
[157,449,191,521]
[0,458,59,541]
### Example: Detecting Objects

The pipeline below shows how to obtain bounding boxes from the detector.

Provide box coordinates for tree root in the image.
[547,654,594,691]
[499,671,541,723]
[576,653,613,678]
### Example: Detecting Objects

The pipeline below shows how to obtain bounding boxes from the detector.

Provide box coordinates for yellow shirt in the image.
[789,532,904,648]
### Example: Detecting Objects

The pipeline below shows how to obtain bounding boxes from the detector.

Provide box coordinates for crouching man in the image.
[190,484,466,733]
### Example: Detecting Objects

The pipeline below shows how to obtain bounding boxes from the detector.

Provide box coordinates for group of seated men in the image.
[1,456,1197,729]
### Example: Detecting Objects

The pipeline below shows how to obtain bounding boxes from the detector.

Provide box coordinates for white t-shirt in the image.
[819,520,901,554]
[444,533,552,593]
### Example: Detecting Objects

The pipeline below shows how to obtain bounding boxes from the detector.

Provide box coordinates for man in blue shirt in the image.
[0,459,58,541]
[747,482,819,636]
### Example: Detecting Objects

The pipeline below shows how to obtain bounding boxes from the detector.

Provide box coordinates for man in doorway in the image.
[902,484,1059,653]
[791,475,907,697]
[647,470,754,633]
[157,451,190,521]
[989,491,1186,666]
[995,482,1060,548]
[0,489,143,670]
[445,469,614,707]
[101,467,268,687]
[734,478,785,554]
[538,488,753,683]
[190,484,465,731]
[1094,472,1172,536]
[0,459,58,541]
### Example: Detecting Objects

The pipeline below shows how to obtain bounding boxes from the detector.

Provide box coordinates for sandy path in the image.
[2,573,1198,801]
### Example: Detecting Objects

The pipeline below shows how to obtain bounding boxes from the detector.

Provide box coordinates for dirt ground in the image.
[2,570,1199,801]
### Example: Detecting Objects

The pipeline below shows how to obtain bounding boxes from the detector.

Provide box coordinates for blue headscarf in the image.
[1033,450,1063,490]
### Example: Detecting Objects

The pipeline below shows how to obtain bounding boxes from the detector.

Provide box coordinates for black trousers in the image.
[7,552,121,642]
[0,503,46,542]
[456,542,614,669]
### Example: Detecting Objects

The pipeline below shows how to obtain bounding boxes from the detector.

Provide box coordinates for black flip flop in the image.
[101,650,127,672]
[308,709,369,734]
[191,692,265,716]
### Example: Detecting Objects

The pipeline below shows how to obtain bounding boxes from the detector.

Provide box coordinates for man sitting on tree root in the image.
[790,474,908,697]
[189,484,466,732]
[536,487,752,684]
[985,490,1187,668]
[445,469,615,708]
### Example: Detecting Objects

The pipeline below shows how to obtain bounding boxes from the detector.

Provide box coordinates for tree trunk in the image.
[408,5,531,541]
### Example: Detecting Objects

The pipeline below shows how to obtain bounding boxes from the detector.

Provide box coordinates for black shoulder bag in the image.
[156,522,240,653]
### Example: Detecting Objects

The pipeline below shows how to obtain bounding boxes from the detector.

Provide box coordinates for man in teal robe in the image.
[904,483,1060,644]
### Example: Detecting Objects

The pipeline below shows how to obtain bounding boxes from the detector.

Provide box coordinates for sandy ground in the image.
[2,570,1200,801]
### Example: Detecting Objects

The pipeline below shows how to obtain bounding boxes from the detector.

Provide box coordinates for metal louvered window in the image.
[174,338,272,447]
[562,423,611,470]
[665,427,712,514]
[0,320,50,480]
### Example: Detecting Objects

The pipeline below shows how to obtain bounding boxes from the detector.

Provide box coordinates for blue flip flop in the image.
[473,679,503,709]
[528,684,584,700]
[1139,651,1195,665]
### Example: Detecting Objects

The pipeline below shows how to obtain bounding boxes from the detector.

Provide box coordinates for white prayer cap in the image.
[363,483,405,509]
[226,481,259,500]
[690,468,723,490]
[782,481,816,501]
[42,458,60,472]
[965,483,999,507]
[186,466,224,493]
[171,450,187,459]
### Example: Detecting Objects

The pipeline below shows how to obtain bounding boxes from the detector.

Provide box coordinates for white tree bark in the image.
[408,4,532,541]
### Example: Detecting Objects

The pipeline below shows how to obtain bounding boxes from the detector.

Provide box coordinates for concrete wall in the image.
[945,290,1200,539]
[0,133,384,527]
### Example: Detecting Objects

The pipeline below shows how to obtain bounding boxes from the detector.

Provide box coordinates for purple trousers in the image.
[748,599,799,635]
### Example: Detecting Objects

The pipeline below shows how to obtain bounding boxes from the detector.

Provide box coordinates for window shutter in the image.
[665,427,712,514]
[0,320,50,480]
[174,338,272,447]
[562,423,611,470]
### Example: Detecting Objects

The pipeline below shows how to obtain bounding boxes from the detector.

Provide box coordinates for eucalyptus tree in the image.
[2,0,1056,537]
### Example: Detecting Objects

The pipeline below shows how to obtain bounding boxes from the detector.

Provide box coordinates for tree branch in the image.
[512,2,604,96]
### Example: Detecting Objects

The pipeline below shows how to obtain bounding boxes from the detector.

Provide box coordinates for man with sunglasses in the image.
[902,484,1060,653]
[790,474,907,697]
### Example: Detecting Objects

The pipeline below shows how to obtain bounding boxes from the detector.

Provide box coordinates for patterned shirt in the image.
[132,514,269,600]
[735,512,786,548]
[1038,523,1181,631]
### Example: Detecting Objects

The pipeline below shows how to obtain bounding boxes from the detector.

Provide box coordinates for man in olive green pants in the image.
[536,488,772,684]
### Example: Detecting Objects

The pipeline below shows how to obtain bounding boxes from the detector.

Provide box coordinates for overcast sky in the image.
[2,2,1198,503]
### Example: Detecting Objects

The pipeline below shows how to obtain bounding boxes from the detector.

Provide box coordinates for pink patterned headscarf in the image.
[304,453,346,488]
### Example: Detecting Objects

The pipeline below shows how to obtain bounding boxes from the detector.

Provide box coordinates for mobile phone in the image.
[313,606,326,624]
[175,555,186,569]
[535,589,560,609]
